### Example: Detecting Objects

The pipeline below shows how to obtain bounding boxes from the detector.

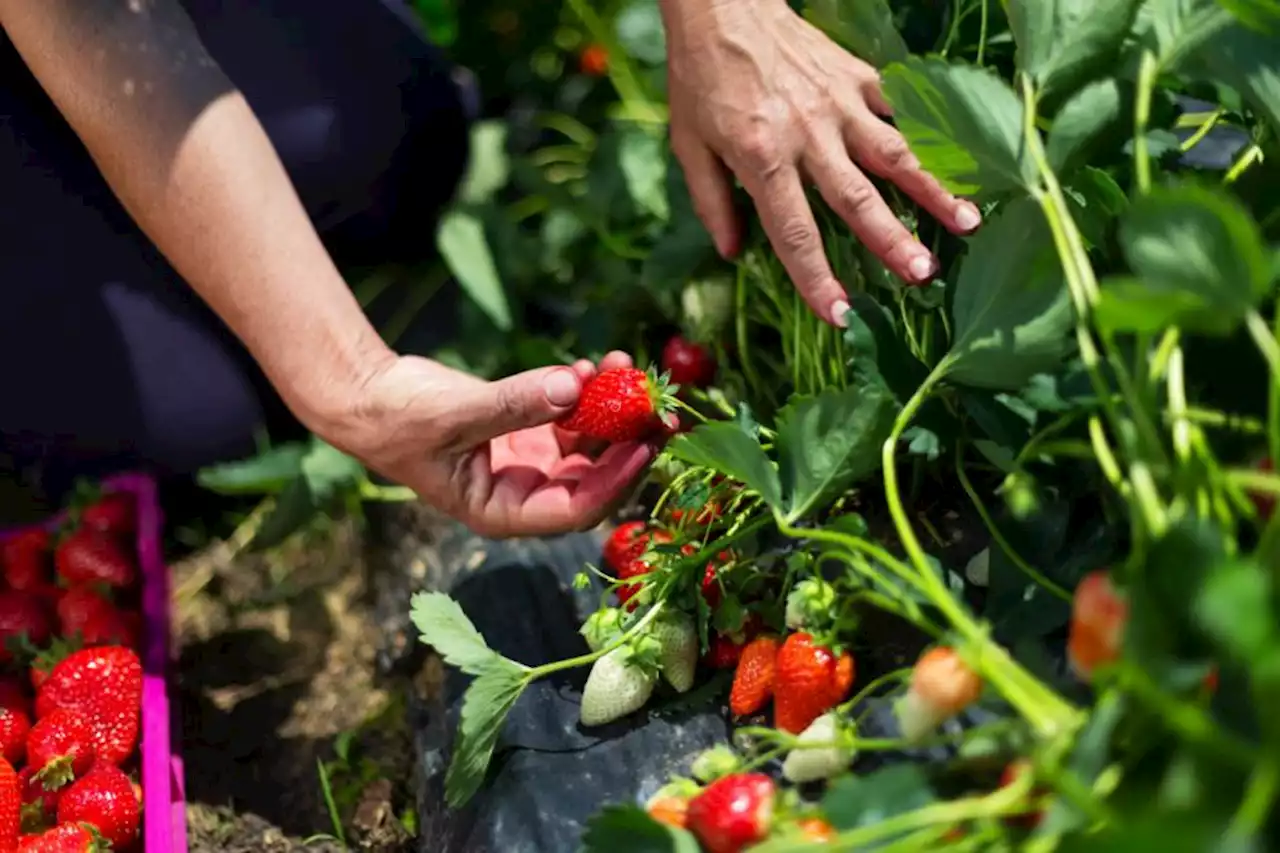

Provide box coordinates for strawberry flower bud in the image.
[785,579,836,631]
[691,745,742,783]
[782,712,854,783]
[580,607,625,652]
[895,646,983,743]
[1068,571,1128,681]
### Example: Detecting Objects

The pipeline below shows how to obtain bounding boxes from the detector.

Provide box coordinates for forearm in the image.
[0,1,393,431]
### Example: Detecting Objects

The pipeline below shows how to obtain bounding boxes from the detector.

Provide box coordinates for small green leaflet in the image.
[196,443,308,495]
[942,197,1074,391]
[579,805,702,852]
[409,591,504,676]
[667,423,783,511]
[775,381,898,523]
[1096,183,1273,335]
[804,0,907,67]
[437,209,513,332]
[822,764,937,834]
[881,58,1033,197]
[1047,78,1124,173]
[1007,0,1143,104]
[444,658,527,809]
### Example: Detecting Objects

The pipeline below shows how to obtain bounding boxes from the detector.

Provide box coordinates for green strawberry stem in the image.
[524,601,667,680]
[878,366,1079,739]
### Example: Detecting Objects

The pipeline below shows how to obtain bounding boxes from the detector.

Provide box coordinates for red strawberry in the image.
[0,758,18,852]
[27,710,96,790]
[686,773,775,853]
[17,768,59,833]
[1067,571,1127,681]
[603,523,672,573]
[53,533,135,589]
[729,635,779,717]
[0,710,28,768]
[56,765,138,851]
[17,823,99,852]
[556,368,676,443]
[615,559,651,611]
[661,336,717,389]
[35,647,142,767]
[55,589,115,640]
[78,493,135,539]
[773,633,855,734]
[1,532,51,595]
[0,594,53,664]
[579,43,608,76]
[704,634,744,670]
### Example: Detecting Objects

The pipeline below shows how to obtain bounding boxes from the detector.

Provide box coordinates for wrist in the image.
[659,0,791,52]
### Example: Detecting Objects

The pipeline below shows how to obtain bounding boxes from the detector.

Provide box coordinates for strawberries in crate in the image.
[0,480,147,847]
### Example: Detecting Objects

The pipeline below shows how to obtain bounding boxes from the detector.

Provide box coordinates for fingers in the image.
[673,133,743,259]
[454,365,582,445]
[598,350,634,372]
[845,107,982,236]
[804,131,937,285]
[742,165,850,327]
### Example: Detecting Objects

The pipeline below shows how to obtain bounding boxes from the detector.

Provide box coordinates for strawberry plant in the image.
[410,0,1280,848]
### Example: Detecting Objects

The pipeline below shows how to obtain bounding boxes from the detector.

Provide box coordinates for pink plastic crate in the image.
[0,472,186,852]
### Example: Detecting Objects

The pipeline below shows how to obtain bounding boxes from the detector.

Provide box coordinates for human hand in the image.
[661,0,984,326]
[317,351,660,539]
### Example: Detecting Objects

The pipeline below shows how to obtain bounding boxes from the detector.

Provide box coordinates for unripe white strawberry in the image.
[650,612,698,693]
[785,578,835,631]
[782,712,854,783]
[580,647,657,727]
[895,646,983,743]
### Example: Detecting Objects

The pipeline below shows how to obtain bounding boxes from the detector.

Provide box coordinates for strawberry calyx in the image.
[32,754,78,791]
[644,368,681,424]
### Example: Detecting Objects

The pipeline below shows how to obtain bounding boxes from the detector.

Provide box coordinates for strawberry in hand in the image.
[557,367,679,443]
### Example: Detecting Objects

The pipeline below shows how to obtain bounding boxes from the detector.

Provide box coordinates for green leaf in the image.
[943,197,1074,390]
[775,381,898,523]
[618,127,669,222]
[615,0,668,65]
[456,121,509,205]
[667,423,783,511]
[1217,0,1280,33]
[580,805,702,853]
[1198,16,1280,134]
[1064,166,1129,250]
[822,765,937,836]
[300,440,365,499]
[437,210,513,331]
[444,659,527,808]
[1134,0,1235,70]
[250,475,323,551]
[1008,0,1143,102]
[1193,558,1278,662]
[1097,183,1272,335]
[409,591,501,676]
[881,58,1033,197]
[804,0,907,67]
[196,443,307,495]
[1047,78,1125,173]
[842,292,930,402]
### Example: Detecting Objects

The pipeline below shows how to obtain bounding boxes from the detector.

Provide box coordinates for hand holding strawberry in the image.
[321,351,660,539]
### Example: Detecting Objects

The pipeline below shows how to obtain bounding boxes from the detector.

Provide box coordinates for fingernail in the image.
[543,369,580,407]
[955,203,982,232]
[909,255,937,282]
[829,299,851,328]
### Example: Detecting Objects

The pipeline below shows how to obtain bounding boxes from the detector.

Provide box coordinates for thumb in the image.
[453,366,582,443]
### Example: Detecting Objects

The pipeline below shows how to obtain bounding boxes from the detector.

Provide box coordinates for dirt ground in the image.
[173,512,420,853]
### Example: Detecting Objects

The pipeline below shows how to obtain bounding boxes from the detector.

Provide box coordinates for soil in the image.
[173,512,421,852]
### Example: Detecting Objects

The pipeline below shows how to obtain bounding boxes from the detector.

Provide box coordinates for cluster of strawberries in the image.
[0,489,146,851]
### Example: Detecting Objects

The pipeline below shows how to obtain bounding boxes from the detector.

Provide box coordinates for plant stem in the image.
[358,482,418,502]
[955,446,1069,600]
[1224,144,1264,184]
[881,365,1078,737]
[528,602,667,679]
[1247,309,1280,378]
[1133,52,1158,194]
[1230,760,1279,837]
